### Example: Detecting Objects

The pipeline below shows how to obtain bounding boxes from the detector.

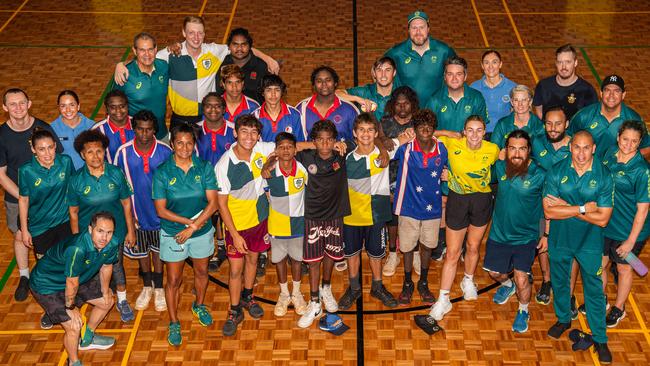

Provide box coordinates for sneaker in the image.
[547,321,571,339]
[371,283,398,308]
[605,306,626,328]
[382,252,400,277]
[594,342,613,364]
[14,276,29,302]
[135,287,153,310]
[274,293,291,317]
[460,277,478,301]
[414,315,443,335]
[398,281,414,305]
[413,252,421,276]
[241,296,264,319]
[154,288,167,312]
[79,332,116,350]
[116,299,135,322]
[338,286,362,310]
[417,281,435,304]
[191,302,213,326]
[493,283,516,305]
[429,296,452,321]
[291,292,308,315]
[512,310,530,333]
[578,301,610,316]
[297,301,323,328]
[40,313,53,330]
[166,321,182,346]
[256,253,268,277]
[431,245,446,262]
[570,295,578,320]
[334,261,348,272]
[222,309,244,336]
[535,281,552,305]
[319,285,339,313]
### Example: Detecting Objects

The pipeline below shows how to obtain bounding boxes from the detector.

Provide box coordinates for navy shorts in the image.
[603,237,646,264]
[343,223,387,258]
[483,239,537,274]
[32,221,72,256]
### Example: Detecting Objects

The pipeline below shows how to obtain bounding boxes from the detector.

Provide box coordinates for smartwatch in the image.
[579,205,586,215]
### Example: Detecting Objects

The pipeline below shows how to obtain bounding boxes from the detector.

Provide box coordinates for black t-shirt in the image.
[533,76,598,120]
[215,54,269,104]
[0,118,62,203]
[296,143,354,220]
[380,116,413,186]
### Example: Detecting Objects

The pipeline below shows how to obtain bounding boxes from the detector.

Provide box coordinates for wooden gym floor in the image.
[1,0,650,365]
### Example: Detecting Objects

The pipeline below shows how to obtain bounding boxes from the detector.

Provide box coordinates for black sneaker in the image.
[338,286,362,310]
[431,231,446,261]
[414,315,443,335]
[417,281,435,304]
[222,309,244,336]
[535,281,552,305]
[570,295,578,320]
[398,281,414,305]
[605,306,626,328]
[208,246,227,272]
[40,313,53,330]
[241,296,264,319]
[256,253,268,278]
[547,321,571,339]
[14,276,30,302]
[370,283,398,308]
[594,342,612,364]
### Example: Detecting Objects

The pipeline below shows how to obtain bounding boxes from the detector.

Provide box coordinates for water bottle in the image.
[624,252,648,277]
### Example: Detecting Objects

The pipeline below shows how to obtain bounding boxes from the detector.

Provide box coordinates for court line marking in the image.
[121,310,143,366]
[470,0,490,47]
[501,0,539,83]
[198,0,209,17]
[0,0,28,33]
[0,257,16,293]
[0,328,133,335]
[579,47,602,84]
[628,294,650,348]
[480,11,650,15]
[0,9,229,15]
[57,304,88,366]
[221,0,239,44]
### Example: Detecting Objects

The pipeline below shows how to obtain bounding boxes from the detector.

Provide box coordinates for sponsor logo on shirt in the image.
[441,106,447,113]
[34,178,42,186]
[500,174,507,181]
[405,57,412,64]
[596,266,603,276]
[83,186,91,195]
[85,259,91,265]
[540,149,547,157]
[590,121,598,129]
[454,150,461,155]
[59,172,66,180]
[332,162,340,171]
[136,82,142,90]
[194,175,201,183]
[561,176,568,184]
[169,177,177,186]
[617,171,625,177]
[567,93,576,104]
[332,115,342,124]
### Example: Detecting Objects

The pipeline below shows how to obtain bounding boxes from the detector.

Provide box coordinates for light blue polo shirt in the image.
[470,74,517,133]
[51,113,96,170]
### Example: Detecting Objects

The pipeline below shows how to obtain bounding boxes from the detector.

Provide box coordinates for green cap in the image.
[408,10,429,24]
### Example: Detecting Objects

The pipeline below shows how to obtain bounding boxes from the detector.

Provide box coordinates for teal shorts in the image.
[160,227,215,262]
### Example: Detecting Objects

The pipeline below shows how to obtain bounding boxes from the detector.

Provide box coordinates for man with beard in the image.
[384,11,456,107]
[533,44,598,120]
[543,130,613,364]
[569,74,649,158]
[338,56,397,121]
[483,130,547,333]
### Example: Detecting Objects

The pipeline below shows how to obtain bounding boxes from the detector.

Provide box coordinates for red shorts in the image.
[225,220,270,259]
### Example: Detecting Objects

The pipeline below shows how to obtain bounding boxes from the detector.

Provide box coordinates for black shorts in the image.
[303,218,344,262]
[388,214,398,227]
[483,239,537,274]
[603,237,646,264]
[31,274,103,324]
[445,191,493,230]
[123,229,161,259]
[343,223,387,258]
[170,113,202,131]
[32,221,72,256]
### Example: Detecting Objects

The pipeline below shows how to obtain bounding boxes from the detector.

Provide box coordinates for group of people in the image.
[0,10,647,366]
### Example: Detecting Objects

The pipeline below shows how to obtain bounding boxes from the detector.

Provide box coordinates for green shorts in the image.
[160,227,215,262]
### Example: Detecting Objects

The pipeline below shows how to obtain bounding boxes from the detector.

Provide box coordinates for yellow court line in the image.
[221,0,240,44]
[198,0,209,17]
[0,328,133,335]
[120,310,144,366]
[576,313,602,366]
[0,9,229,15]
[0,0,29,34]
[500,0,539,83]
[628,294,650,347]
[57,304,88,366]
[470,0,490,47]
[480,11,650,15]
[606,328,649,334]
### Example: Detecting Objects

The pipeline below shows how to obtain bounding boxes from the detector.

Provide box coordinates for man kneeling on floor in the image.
[30,212,118,366]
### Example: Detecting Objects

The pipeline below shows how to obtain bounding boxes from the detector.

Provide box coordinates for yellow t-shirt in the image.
[438,136,500,194]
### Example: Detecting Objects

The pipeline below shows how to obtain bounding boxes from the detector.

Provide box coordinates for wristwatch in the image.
[543,232,549,238]
[579,205,586,215]
[65,303,76,310]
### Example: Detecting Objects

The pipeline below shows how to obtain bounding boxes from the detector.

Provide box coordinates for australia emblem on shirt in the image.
[194,175,201,183]
[285,126,293,133]
[333,115,342,124]
[464,105,472,113]
[59,172,66,180]
[108,183,116,191]
[589,179,597,188]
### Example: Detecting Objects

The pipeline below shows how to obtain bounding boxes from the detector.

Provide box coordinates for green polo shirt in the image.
[426,84,488,132]
[489,160,545,245]
[67,163,132,242]
[490,112,544,149]
[531,137,570,172]
[385,37,455,106]
[544,157,614,250]
[18,154,73,236]
[114,59,169,139]
[29,231,118,295]
[152,155,218,237]
[568,102,647,159]
[602,148,650,242]
[346,83,395,121]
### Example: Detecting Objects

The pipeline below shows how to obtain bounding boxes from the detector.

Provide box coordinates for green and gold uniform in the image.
[346,83,395,121]
[426,84,488,133]
[490,112,544,150]
[531,137,570,172]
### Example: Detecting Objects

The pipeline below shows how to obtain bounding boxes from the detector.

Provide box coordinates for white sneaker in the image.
[154,288,167,312]
[291,292,308,315]
[135,287,153,310]
[319,285,339,313]
[429,296,452,321]
[334,261,348,272]
[413,251,421,276]
[460,277,478,301]
[274,293,291,317]
[297,301,323,328]
[382,252,400,277]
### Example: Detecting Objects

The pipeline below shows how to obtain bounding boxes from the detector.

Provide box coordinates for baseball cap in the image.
[319,313,350,336]
[601,74,625,91]
[408,10,429,25]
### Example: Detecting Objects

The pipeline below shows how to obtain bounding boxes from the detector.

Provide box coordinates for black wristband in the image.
[543,232,549,238]
[65,303,76,310]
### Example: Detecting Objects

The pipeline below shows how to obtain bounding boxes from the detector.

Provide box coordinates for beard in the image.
[506,156,530,179]
[546,131,566,143]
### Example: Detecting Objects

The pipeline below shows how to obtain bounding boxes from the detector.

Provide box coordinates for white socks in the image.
[19,268,29,278]
[117,291,127,303]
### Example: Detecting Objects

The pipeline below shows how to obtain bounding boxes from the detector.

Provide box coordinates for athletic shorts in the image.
[31,274,103,324]
[303,218,344,262]
[32,221,72,256]
[483,239,537,275]
[4,201,18,233]
[123,229,161,259]
[160,226,215,262]
[603,237,646,265]
[445,191,493,230]
[225,220,270,259]
[398,216,440,252]
[343,223,387,258]
[271,236,303,263]
[388,214,398,227]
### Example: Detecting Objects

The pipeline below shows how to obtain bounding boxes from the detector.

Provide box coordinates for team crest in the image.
[250,72,257,80]
[169,177,177,186]
[561,176,568,184]
[441,106,447,113]
[254,157,264,169]
[332,162,340,171]
[59,172,66,180]
[405,57,412,64]
[590,121,598,129]
[434,157,441,166]
[285,126,293,133]
[308,164,317,174]
[159,75,164,83]
[567,93,576,104]
[540,149,547,157]
[34,178,42,187]
[263,233,270,244]
[83,186,91,195]
[293,177,304,189]
[333,115,343,124]
[589,179,597,188]
[501,95,510,103]
[430,55,437,63]
[135,82,142,90]
[482,155,488,162]
[202,59,212,70]
[500,174,506,181]
[373,158,381,168]
[108,183,115,191]
[464,105,472,113]
[194,175,201,183]
[225,143,232,150]
[523,180,531,188]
